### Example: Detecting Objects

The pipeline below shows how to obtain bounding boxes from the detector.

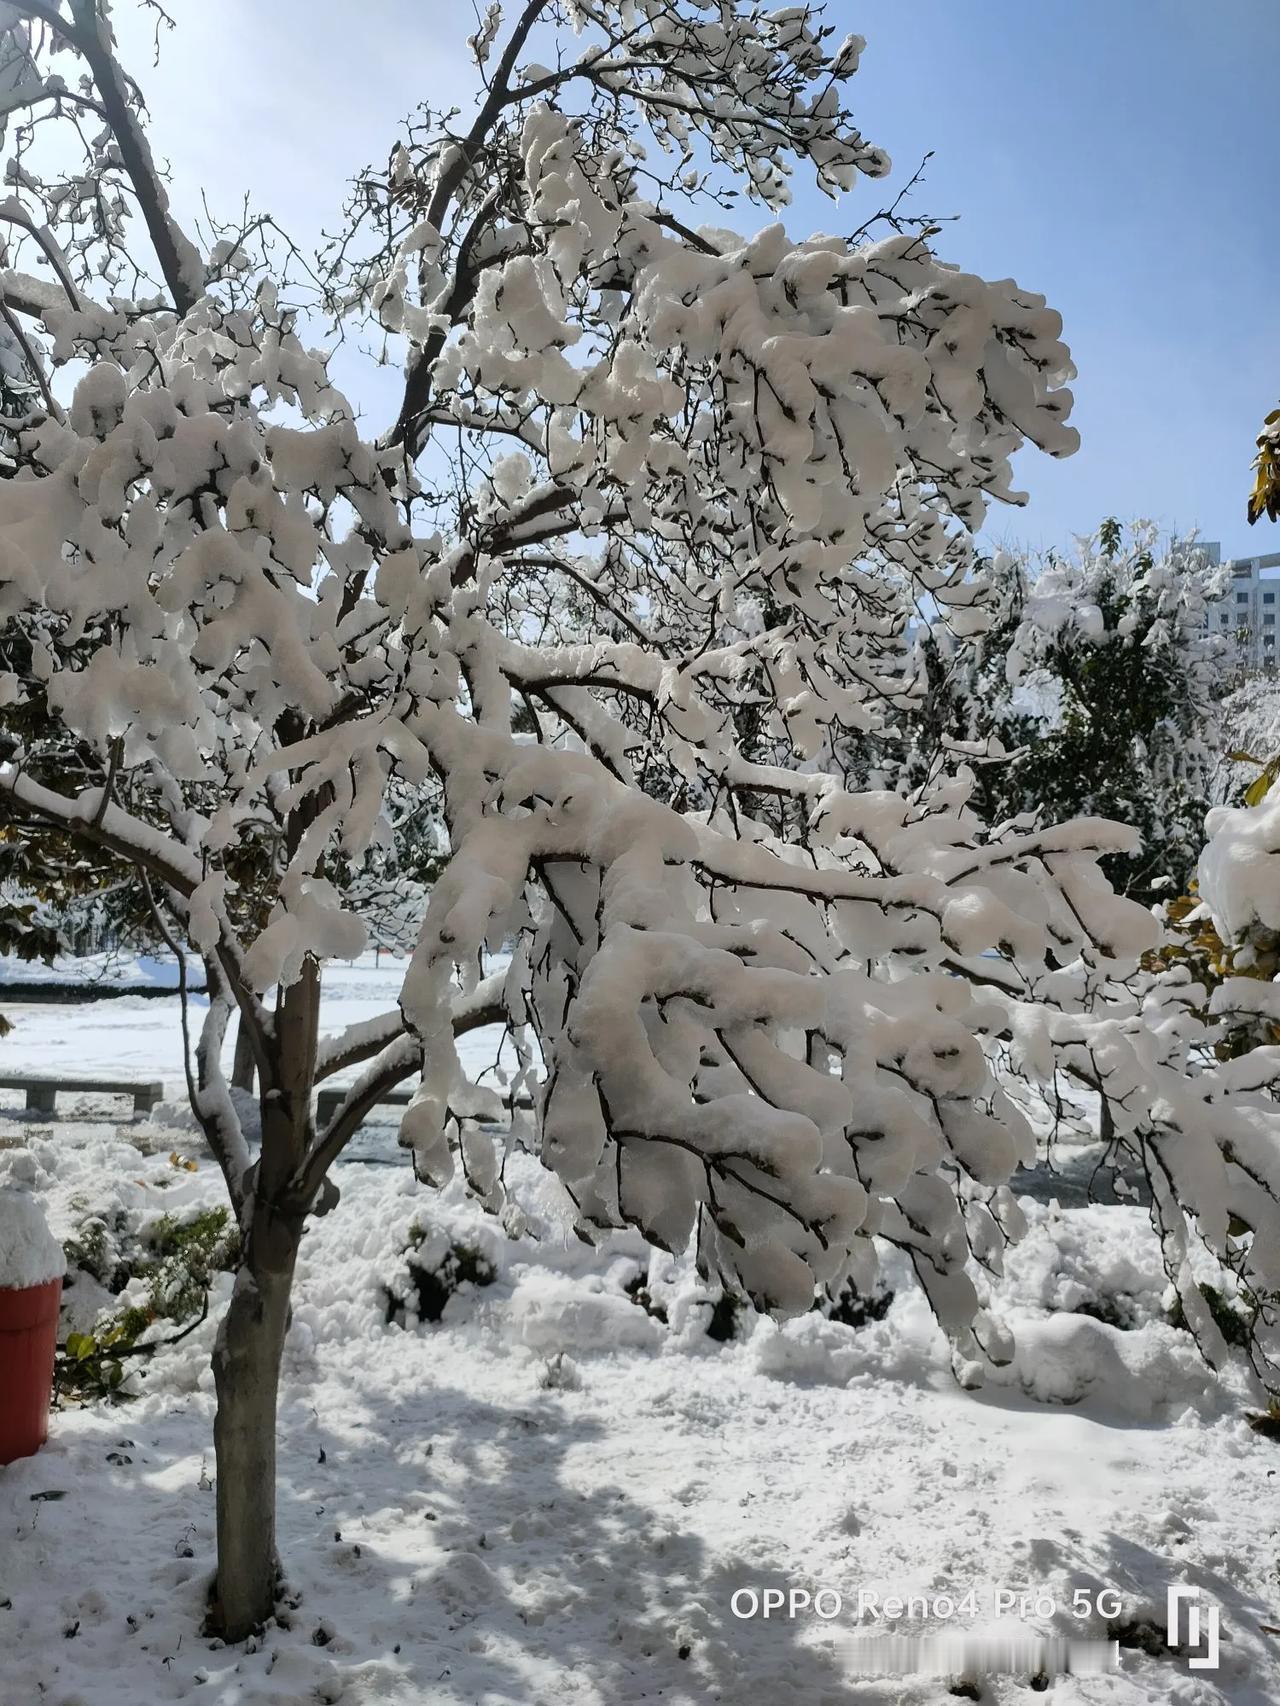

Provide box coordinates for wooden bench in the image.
[315,1083,534,1129]
[315,1084,414,1127]
[0,1074,165,1116]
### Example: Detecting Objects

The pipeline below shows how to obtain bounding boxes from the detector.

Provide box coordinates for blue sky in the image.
[812,0,1280,559]
[114,0,1279,560]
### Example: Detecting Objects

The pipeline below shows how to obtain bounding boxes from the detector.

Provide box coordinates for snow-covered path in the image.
[2,1104,1277,1705]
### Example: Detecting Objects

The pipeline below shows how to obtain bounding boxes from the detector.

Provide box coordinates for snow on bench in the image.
[0,1074,165,1117]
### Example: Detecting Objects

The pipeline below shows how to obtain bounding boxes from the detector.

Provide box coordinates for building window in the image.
[1237,591,1250,603]
[1267,614,1276,626]
[1266,593,1276,605]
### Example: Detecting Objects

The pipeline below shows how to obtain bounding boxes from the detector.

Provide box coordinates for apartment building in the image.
[1199,541,1280,668]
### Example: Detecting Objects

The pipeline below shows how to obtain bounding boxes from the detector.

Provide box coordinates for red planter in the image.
[0,1278,62,1465]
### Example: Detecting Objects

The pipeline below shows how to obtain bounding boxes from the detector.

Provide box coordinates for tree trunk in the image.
[231,1016,256,1093]
[211,955,319,1639]
[209,1204,302,1640]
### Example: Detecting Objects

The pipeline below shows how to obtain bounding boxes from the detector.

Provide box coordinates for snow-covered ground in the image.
[0,949,195,989]
[1,971,1278,1705]
[1,954,518,1154]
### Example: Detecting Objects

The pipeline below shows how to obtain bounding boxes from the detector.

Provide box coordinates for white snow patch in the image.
[0,1178,65,1288]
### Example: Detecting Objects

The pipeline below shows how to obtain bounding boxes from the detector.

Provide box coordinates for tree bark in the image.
[210,958,320,1639]
[231,1016,256,1093]
[1099,1091,1115,1148]
[209,1200,302,1640]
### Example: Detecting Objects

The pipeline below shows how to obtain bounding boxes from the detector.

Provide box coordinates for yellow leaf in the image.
[1243,753,1280,807]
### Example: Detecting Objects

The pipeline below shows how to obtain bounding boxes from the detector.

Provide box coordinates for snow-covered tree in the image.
[891,523,1227,907]
[2,0,1279,1641]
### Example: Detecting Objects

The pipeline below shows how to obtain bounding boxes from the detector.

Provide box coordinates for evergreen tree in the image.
[897,522,1225,907]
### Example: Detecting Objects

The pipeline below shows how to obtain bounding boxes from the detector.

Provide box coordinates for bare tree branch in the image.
[298,973,510,1199]
[65,0,202,313]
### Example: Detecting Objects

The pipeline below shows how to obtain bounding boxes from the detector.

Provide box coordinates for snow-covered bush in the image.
[61,1203,135,1298]
[622,1265,668,1326]
[1216,675,1280,805]
[822,1277,894,1330]
[383,1221,498,1328]
[57,1202,240,1402]
[1,0,1278,1640]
